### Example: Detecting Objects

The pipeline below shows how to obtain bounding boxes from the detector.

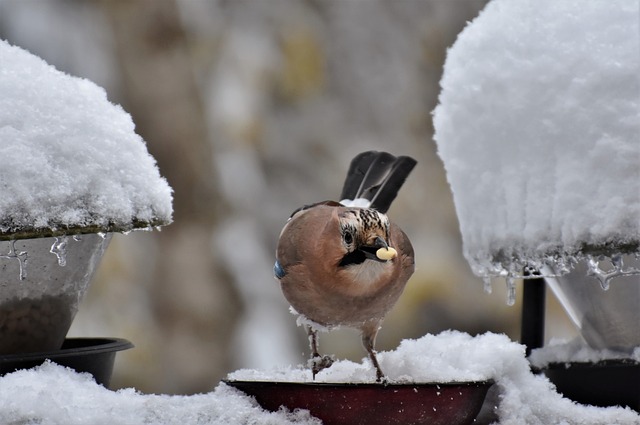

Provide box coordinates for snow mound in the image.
[0,40,173,239]
[0,332,637,424]
[230,331,639,424]
[0,361,320,425]
[432,0,640,279]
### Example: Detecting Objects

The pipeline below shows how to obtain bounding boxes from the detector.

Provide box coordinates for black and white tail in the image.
[339,151,417,214]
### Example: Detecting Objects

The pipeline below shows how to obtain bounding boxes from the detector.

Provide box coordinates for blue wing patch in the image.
[274,260,286,279]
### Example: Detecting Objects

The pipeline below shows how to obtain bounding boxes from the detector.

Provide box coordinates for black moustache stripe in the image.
[338,249,367,267]
[338,246,380,267]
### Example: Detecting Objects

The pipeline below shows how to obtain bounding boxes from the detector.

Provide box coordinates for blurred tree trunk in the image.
[99,0,242,394]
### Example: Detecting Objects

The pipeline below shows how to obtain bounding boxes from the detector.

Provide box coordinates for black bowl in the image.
[0,337,133,387]
[543,359,640,411]
[224,380,493,425]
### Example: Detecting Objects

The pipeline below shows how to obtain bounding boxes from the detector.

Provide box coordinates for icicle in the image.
[586,254,640,290]
[50,236,68,267]
[552,256,572,275]
[610,254,623,271]
[506,275,517,306]
[483,276,493,294]
[0,240,28,280]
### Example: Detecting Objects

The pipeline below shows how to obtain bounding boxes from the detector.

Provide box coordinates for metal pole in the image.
[521,270,546,357]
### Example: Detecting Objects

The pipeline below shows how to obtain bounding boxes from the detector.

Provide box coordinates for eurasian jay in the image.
[274,151,416,381]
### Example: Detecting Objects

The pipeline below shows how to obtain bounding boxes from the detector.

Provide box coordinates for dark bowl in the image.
[542,359,640,411]
[224,380,493,425]
[0,337,133,387]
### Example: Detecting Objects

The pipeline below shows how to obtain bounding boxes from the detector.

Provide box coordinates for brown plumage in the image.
[274,151,416,381]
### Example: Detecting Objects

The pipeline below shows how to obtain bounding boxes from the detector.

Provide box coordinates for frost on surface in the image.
[0,40,173,240]
[432,0,640,280]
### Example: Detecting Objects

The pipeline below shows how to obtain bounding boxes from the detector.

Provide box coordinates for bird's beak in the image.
[360,236,397,262]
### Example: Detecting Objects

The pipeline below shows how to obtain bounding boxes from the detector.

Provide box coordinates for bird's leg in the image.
[306,326,334,379]
[361,321,385,383]
[307,326,321,358]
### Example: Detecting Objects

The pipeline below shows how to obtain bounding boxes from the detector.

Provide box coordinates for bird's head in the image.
[337,208,397,267]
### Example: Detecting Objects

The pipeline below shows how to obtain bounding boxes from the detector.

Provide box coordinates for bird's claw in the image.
[376,372,389,385]
[308,354,335,379]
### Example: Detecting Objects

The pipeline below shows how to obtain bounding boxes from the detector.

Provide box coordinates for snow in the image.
[529,338,640,369]
[432,0,640,279]
[230,331,640,425]
[0,361,320,425]
[0,39,173,237]
[0,331,638,424]
[340,198,372,208]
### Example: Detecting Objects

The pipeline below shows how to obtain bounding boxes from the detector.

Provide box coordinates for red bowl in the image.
[224,380,493,425]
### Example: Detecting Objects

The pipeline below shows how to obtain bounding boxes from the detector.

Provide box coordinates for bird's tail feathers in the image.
[339,151,417,214]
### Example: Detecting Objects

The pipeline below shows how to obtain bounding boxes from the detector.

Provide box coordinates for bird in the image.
[274,151,416,382]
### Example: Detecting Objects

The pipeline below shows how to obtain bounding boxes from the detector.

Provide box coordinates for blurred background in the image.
[0,0,577,395]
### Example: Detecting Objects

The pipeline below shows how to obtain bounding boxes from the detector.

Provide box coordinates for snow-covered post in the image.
[433,0,638,335]
[433,0,639,408]
[0,40,173,359]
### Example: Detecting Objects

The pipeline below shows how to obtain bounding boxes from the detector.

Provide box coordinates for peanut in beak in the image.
[376,246,397,261]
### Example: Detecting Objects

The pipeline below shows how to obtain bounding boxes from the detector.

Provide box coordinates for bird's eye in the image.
[343,231,353,245]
